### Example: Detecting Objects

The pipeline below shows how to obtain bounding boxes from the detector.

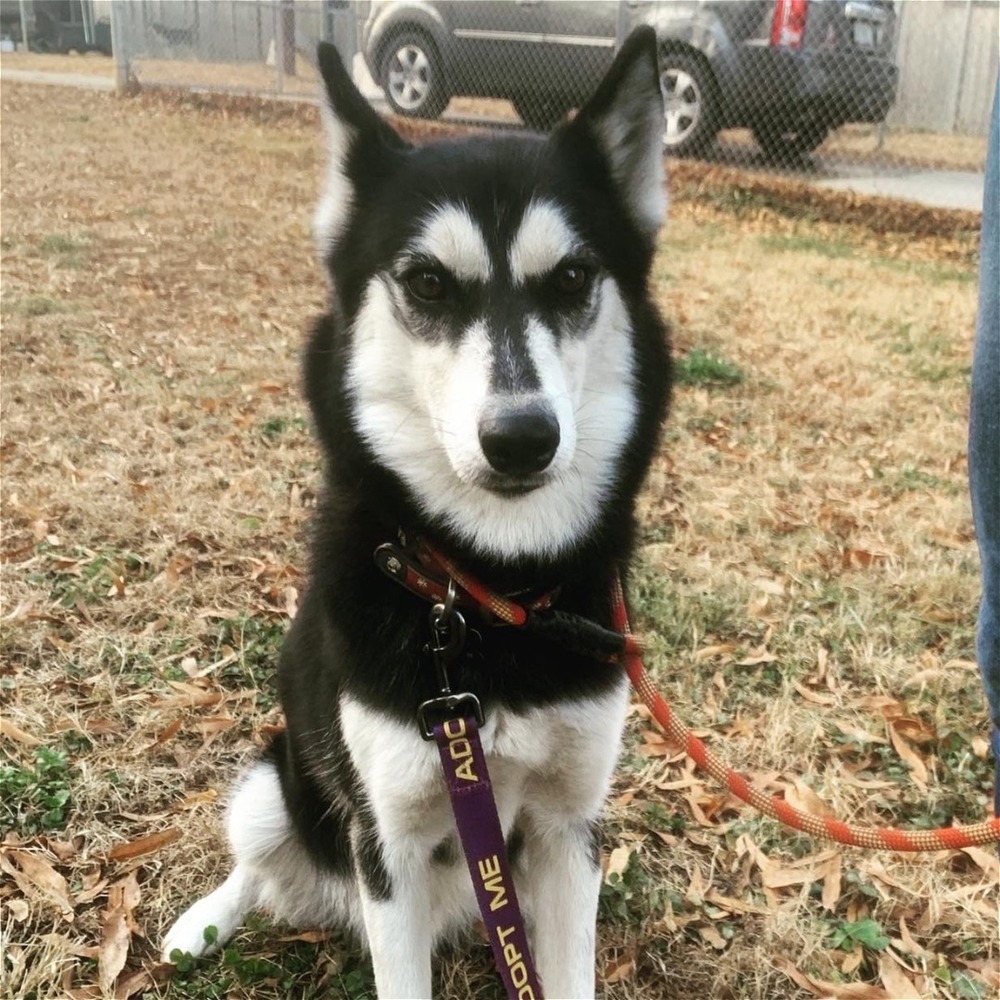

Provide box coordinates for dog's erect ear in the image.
[314,42,409,254]
[564,27,666,238]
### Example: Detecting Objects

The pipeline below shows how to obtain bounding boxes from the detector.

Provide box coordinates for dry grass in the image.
[1,82,995,1000]
[0,51,116,78]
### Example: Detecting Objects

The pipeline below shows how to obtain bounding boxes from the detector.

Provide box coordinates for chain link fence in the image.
[5,1,996,176]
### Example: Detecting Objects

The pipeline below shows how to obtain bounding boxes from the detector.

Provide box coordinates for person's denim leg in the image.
[969,82,999,813]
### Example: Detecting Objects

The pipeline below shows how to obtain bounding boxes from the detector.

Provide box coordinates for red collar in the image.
[374,535,559,626]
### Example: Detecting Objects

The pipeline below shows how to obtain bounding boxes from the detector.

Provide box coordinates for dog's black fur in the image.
[164,29,672,996]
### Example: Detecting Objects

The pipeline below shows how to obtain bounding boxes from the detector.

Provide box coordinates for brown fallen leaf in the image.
[0,718,44,746]
[774,955,895,998]
[173,788,219,812]
[276,929,333,944]
[887,722,929,788]
[38,932,99,960]
[702,891,768,916]
[842,547,891,569]
[99,905,130,992]
[44,836,84,862]
[841,944,864,975]
[73,874,110,906]
[3,850,74,920]
[194,716,236,750]
[114,964,175,999]
[736,646,776,666]
[960,845,1000,879]
[821,852,843,911]
[603,952,635,984]
[153,717,183,748]
[107,828,181,862]
[877,952,923,999]
[636,729,678,758]
[694,643,737,660]
[896,917,936,963]
[604,845,633,884]
[793,680,837,706]
[697,922,728,950]
[785,778,837,819]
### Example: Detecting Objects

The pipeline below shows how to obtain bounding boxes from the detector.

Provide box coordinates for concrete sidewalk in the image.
[815,167,985,212]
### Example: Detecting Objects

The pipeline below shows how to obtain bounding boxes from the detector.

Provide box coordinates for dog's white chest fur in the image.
[341,681,629,847]
[163,681,630,1000]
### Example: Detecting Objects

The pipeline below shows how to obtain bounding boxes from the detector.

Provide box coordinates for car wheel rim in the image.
[388,44,431,110]
[661,68,701,146]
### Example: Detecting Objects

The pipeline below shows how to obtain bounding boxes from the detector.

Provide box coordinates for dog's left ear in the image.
[314,41,409,255]
[564,27,666,238]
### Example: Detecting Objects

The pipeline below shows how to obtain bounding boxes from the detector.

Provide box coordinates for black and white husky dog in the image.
[163,27,671,999]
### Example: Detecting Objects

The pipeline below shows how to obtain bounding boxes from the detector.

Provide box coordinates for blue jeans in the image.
[970,83,999,812]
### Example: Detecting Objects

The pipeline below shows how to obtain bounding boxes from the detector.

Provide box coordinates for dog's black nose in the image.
[479,404,560,477]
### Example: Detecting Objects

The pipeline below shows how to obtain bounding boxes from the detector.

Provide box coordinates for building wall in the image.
[889,0,998,136]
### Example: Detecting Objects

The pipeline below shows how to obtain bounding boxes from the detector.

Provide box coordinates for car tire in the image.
[659,52,718,156]
[752,122,830,162]
[380,31,449,119]
[513,96,571,132]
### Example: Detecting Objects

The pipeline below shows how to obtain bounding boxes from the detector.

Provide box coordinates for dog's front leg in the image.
[354,826,433,999]
[524,820,602,1000]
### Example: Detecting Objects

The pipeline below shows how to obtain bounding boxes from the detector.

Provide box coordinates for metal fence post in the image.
[953,0,975,134]
[17,0,28,51]
[615,0,628,52]
[273,0,284,94]
[281,0,296,77]
[110,1,134,94]
[330,1,358,70]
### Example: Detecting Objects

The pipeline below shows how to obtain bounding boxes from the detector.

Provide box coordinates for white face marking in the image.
[508,199,580,286]
[347,249,639,558]
[409,203,492,283]
[313,98,356,257]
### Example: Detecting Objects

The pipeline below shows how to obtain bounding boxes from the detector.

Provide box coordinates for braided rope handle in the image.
[609,576,1000,851]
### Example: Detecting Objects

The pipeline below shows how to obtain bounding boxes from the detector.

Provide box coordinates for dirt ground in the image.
[1,81,996,1000]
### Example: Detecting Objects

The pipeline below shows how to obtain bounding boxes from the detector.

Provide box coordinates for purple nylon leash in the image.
[433,714,544,1000]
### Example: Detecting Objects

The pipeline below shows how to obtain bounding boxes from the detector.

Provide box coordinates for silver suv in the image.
[361,0,898,159]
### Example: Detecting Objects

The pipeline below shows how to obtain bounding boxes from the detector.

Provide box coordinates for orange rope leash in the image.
[608,573,1000,851]
[413,542,1000,850]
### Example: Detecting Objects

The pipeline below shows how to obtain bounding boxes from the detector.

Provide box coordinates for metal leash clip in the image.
[417,579,484,739]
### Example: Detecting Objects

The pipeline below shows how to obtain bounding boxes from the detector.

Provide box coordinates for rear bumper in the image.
[726,46,898,129]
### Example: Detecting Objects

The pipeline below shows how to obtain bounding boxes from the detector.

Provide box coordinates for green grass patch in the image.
[5,295,70,317]
[886,322,971,384]
[0,746,74,835]
[599,850,673,927]
[261,415,309,441]
[759,232,855,259]
[673,348,744,388]
[28,547,148,608]
[168,920,377,1000]
[826,917,889,952]
[39,232,89,268]
[875,256,977,284]
[208,615,285,707]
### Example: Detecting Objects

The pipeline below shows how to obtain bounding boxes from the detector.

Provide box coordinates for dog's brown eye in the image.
[554,263,591,296]
[406,269,448,302]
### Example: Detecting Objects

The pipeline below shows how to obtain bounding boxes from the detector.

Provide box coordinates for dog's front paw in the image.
[161,894,234,963]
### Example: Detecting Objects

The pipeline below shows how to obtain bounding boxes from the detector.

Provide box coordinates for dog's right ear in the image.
[314,42,409,255]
